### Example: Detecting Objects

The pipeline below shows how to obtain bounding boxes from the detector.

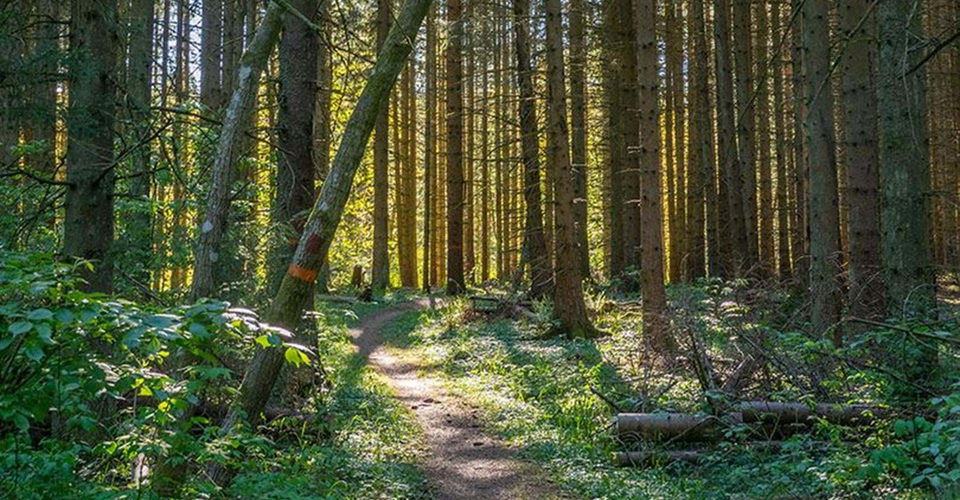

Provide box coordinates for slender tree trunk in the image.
[207,0,432,484]
[755,1,774,276]
[270,0,319,297]
[372,0,392,293]
[619,0,642,289]
[201,0,224,109]
[125,0,155,286]
[480,39,490,282]
[191,1,282,301]
[802,0,842,338]
[878,0,934,314]
[688,0,712,279]
[546,0,597,337]
[772,1,791,279]
[513,0,550,298]
[423,3,436,290]
[569,0,590,279]
[790,0,807,285]
[839,0,884,320]
[446,0,465,294]
[733,0,758,273]
[635,0,670,351]
[714,0,743,276]
[313,0,332,292]
[602,0,624,279]
[65,0,119,293]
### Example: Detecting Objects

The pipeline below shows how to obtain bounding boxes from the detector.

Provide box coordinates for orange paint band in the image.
[287,264,318,283]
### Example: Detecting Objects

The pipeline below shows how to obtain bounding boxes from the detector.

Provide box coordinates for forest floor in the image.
[350,298,567,499]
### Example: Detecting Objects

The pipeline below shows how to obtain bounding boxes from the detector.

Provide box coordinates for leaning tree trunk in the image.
[65,0,120,293]
[191,0,283,301]
[206,0,432,485]
[545,0,597,338]
[513,0,550,298]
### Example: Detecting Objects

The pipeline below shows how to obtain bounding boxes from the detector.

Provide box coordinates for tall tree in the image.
[772,1,791,279]
[207,0,432,484]
[64,0,120,293]
[802,0,842,336]
[688,0,713,279]
[513,0,549,298]
[423,2,436,290]
[755,1,774,275]
[269,0,319,295]
[877,0,934,314]
[371,0,392,293]
[635,0,669,350]
[201,0,224,109]
[569,0,589,278]
[839,0,883,320]
[733,0,758,272]
[546,0,597,337]
[446,0,465,294]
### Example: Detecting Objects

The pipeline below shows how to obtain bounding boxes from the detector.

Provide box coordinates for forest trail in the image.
[350,299,568,499]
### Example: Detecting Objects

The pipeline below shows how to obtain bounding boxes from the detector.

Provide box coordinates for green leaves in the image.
[284,346,311,368]
[9,320,32,335]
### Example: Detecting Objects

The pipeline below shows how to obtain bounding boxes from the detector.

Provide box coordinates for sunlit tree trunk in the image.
[546,0,597,337]
[207,0,432,484]
[372,0,392,293]
[569,0,590,279]
[445,0,465,294]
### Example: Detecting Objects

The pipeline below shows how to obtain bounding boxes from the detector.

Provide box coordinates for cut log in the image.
[738,401,878,425]
[616,412,742,441]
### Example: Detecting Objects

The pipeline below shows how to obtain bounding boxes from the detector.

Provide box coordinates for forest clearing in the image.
[2,0,960,497]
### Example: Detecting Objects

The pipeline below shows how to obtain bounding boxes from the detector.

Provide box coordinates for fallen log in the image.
[616,412,742,441]
[738,401,879,425]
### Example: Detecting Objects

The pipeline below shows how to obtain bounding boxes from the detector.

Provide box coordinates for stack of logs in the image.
[613,401,879,467]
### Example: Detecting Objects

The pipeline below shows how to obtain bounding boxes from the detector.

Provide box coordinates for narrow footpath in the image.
[349,299,568,499]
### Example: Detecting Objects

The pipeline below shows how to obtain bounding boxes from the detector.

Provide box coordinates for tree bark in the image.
[371,0,392,293]
[569,0,590,279]
[839,0,884,320]
[423,3,436,290]
[191,1,283,301]
[802,0,842,338]
[635,0,670,352]
[65,0,120,293]
[269,0,319,298]
[733,0,758,273]
[546,0,597,338]
[207,0,431,484]
[878,0,934,315]
[201,0,224,109]
[714,0,744,277]
[755,1,774,276]
[446,0,465,294]
[513,0,550,299]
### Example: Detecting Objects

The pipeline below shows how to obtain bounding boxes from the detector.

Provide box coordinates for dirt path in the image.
[349,299,568,500]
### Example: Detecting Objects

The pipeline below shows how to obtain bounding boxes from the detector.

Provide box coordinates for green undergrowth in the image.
[377,298,945,499]
[227,297,430,499]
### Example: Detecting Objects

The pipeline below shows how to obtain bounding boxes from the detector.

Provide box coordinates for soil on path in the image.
[349,299,568,500]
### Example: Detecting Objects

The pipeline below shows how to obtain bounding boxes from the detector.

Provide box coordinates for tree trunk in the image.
[65,0,119,293]
[878,0,934,315]
[190,1,283,301]
[755,1,774,276]
[802,0,842,337]
[513,0,550,298]
[733,0,758,273]
[446,0,465,294]
[840,0,884,320]
[423,3,436,291]
[688,0,712,279]
[545,0,597,338]
[772,2,791,279]
[635,0,670,352]
[569,0,590,279]
[371,0,392,293]
[201,0,223,109]
[270,0,319,298]
[207,0,431,484]
[601,0,624,279]
[618,0,642,289]
[714,0,743,277]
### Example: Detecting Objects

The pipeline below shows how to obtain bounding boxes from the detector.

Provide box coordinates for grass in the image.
[226,296,430,499]
[373,297,931,499]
